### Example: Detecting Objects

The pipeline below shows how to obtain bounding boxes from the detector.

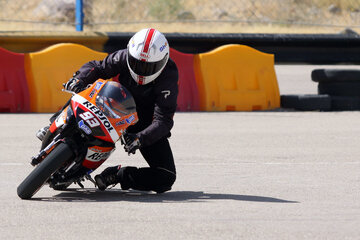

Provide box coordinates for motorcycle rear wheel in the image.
[17,143,74,199]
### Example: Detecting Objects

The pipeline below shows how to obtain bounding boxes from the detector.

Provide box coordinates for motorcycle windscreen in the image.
[95,81,136,119]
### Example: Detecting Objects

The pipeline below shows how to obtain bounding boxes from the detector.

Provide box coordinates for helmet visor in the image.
[127,50,168,76]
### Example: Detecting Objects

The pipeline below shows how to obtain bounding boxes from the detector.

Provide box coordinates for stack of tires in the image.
[281,69,360,111]
[312,69,360,110]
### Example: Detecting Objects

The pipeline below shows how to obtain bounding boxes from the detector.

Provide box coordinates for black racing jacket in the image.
[75,49,179,147]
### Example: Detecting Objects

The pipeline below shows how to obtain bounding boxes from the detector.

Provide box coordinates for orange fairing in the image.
[76,79,138,142]
[49,105,69,133]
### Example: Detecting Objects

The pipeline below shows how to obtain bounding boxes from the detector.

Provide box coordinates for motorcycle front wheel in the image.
[17,143,74,199]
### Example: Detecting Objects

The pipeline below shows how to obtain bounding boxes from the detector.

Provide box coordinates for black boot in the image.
[94,165,121,191]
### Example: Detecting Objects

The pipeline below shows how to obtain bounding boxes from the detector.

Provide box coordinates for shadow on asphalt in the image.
[31,188,298,203]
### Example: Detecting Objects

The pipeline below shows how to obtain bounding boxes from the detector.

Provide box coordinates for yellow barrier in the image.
[194,44,280,111]
[25,43,107,112]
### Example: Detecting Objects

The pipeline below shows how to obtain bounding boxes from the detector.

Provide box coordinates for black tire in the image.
[17,143,74,199]
[311,69,360,83]
[331,96,360,111]
[318,81,360,96]
[280,94,331,111]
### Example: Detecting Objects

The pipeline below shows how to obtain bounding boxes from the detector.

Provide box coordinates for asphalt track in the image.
[1,65,360,239]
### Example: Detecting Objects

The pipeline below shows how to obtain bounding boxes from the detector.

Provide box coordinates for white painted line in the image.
[178,161,360,166]
[0,163,24,166]
[264,162,360,165]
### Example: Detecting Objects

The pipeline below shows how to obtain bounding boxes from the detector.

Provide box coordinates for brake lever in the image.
[62,89,75,95]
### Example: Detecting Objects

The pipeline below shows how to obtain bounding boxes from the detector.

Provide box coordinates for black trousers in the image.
[118,137,176,193]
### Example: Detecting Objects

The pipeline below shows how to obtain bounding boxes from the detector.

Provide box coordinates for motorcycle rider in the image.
[38,28,178,193]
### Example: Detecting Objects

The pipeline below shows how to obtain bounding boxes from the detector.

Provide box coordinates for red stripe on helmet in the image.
[138,76,144,85]
[142,28,156,58]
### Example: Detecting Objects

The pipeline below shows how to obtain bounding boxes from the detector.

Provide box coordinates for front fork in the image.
[31,122,82,166]
[31,130,65,166]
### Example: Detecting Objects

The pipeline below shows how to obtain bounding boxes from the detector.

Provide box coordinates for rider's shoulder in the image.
[160,58,178,82]
[110,49,128,63]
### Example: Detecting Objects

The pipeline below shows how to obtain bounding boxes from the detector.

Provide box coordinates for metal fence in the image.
[0,0,359,33]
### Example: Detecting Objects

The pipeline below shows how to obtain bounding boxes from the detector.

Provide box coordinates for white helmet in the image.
[127,28,170,85]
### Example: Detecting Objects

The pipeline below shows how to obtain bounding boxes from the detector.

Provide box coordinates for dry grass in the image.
[0,0,359,33]
[85,22,360,34]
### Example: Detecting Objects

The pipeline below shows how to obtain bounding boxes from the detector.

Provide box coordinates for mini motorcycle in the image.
[17,79,138,199]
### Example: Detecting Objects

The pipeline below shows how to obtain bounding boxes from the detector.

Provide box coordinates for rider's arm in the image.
[136,62,179,147]
[75,50,126,85]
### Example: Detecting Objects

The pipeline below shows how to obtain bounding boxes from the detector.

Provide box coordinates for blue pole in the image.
[75,0,84,31]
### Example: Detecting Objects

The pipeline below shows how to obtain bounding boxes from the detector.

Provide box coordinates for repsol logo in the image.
[83,101,114,133]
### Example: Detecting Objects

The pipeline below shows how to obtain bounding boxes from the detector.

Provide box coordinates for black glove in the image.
[121,130,141,155]
[63,75,86,93]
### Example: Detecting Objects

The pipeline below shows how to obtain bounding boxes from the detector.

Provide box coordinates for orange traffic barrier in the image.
[194,44,280,111]
[170,48,200,111]
[25,43,107,112]
[0,47,30,112]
